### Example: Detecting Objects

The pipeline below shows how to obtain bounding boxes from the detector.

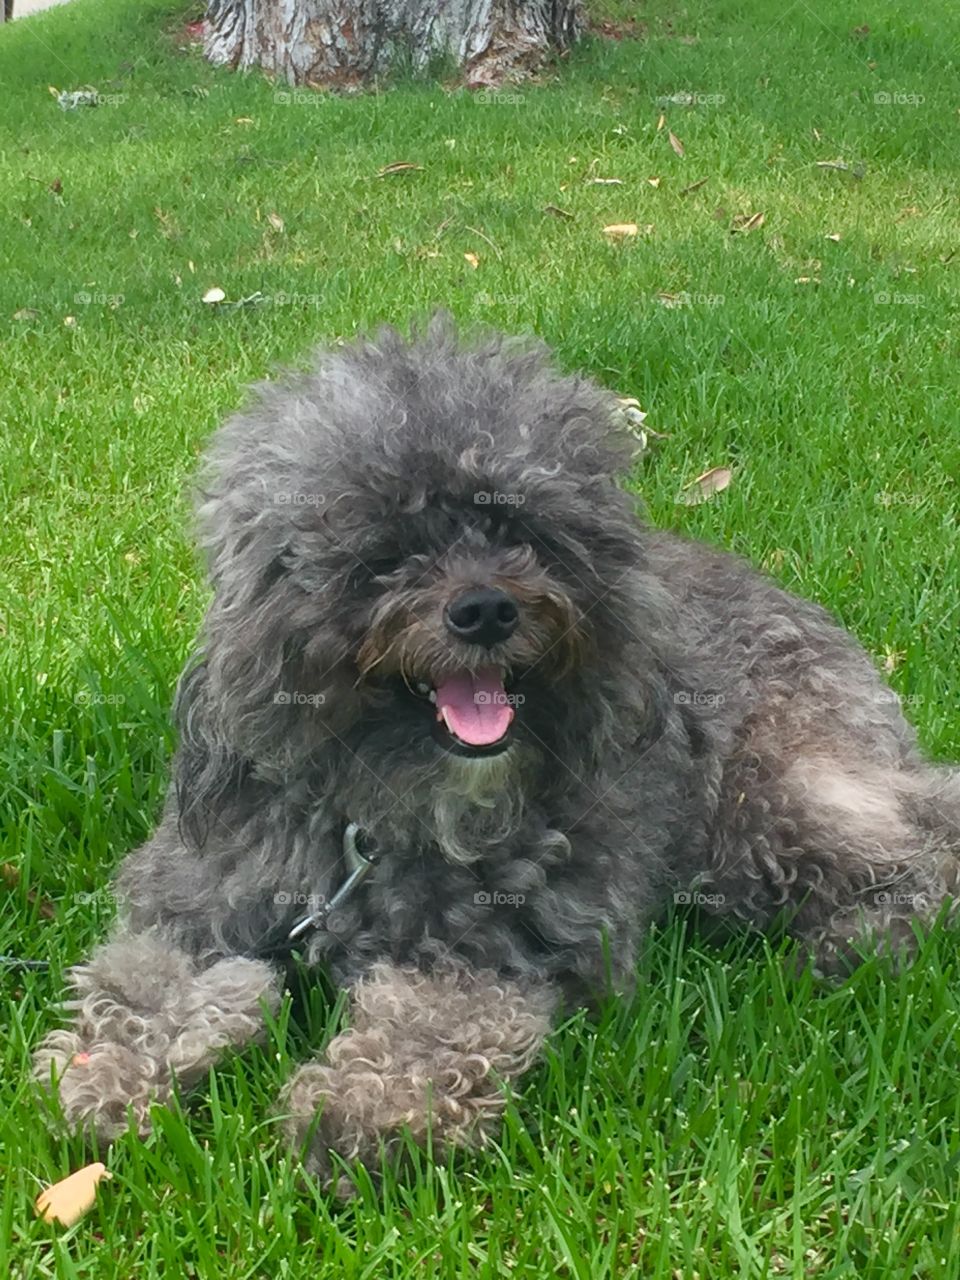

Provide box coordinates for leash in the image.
[287,821,380,944]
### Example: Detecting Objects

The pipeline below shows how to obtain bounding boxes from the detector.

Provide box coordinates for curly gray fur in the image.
[33,315,960,1182]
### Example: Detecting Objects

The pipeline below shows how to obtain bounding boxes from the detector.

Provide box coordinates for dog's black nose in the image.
[444,587,519,648]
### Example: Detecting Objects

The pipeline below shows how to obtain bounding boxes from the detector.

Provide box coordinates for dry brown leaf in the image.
[201,287,226,304]
[267,212,285,232]
[679,177,708,196]
[647,177,662,188]
[585,177,623,186]
[656,113,666,131]
[731,211,765,233]
[882,648,905,674]
[543,204,574,220]
[376,162,424,177]
[657,291,684,308]
[668,131,685,158]
[35,1163,113,1227]
[680,466,733,505]
[463,252,480,269]
[603,223,639,239]
[235,117,254,125]
[825,232,841,242]
[13,308,39,321]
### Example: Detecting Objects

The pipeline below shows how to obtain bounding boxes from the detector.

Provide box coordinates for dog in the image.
[34,316,960,1189]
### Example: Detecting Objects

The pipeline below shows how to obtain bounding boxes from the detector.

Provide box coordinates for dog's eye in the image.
[366,556,401,579]
[347,556,400,591]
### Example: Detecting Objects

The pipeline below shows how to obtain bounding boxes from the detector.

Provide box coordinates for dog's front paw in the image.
[280,1025,509,1193]
[33,1031,172,1140]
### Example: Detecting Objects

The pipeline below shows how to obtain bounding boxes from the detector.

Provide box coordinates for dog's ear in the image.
[173,659,251,851]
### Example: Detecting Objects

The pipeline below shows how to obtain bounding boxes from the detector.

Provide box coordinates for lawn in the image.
[1,0,959,1274]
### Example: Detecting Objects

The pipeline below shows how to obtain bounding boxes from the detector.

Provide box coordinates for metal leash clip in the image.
[287,821,379,943]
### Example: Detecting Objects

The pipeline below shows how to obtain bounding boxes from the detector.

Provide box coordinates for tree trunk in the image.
[204,0,584,90]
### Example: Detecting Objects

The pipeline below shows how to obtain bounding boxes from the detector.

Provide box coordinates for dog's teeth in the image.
[428,690,437,704]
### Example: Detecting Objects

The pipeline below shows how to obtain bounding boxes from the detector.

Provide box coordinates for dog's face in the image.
[347,498,590,761]
[192,322,646,800]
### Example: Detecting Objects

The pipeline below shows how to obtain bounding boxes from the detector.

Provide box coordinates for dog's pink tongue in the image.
[435,668,513,746]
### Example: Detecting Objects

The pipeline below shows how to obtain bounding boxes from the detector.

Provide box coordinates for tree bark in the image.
[204,0,584,90]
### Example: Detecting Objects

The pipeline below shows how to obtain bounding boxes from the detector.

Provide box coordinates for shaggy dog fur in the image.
[34,317,960,1186]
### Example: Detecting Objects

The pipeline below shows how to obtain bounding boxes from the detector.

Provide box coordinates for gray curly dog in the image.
[34,316,960,1187]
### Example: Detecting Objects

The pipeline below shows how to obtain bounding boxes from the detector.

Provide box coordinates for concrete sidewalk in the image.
[7,0,73,18]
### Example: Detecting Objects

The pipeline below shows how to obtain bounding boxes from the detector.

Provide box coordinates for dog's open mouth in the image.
[412,666,516,757]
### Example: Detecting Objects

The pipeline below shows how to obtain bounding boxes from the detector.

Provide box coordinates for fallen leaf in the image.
[267,212,285,232]
[376,162,424,177]
[882,648,905,674]
[668,131,685,157]
[464,252,480,269]
[825,232,841,241]
[647,176,661,188]
[816,159,866,178]
[657,291,684,308]
[680,466,733,505]
[603,223,639,238]
[13,307,39,321]
[794,276,820,285]
[235,117,254,125]
[543,203,574,220]
[679,177,708,196]
[201,287,226,304]
[852,23,870,37]
[63,316,77,328]
[585,177,623,186]
[35,1163,112,1227]
[656,114,666,131]
[731,211,765,233]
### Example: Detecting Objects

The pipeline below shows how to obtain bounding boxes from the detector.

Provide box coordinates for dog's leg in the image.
[280,961,558,1191]
[705,751,960,976]
[33,929,282,1139]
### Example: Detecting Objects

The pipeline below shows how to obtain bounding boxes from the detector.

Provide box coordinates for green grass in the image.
[2,0,959,1274]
